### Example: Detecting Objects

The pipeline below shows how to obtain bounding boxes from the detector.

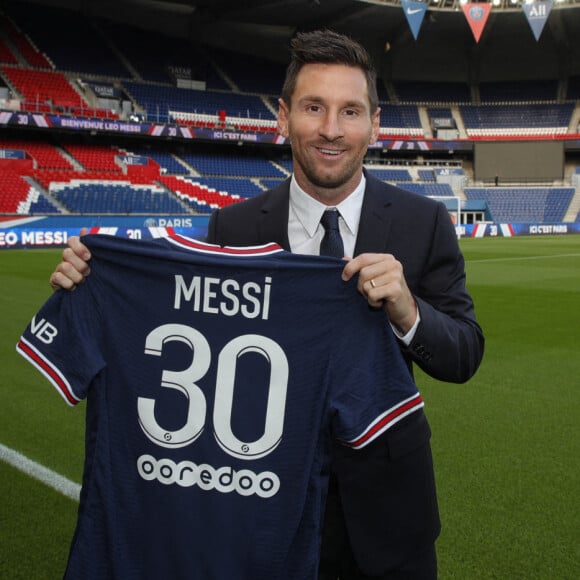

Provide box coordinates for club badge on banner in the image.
[462,3,492,43]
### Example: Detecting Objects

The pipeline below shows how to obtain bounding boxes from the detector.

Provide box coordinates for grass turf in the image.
[1,237,579,578]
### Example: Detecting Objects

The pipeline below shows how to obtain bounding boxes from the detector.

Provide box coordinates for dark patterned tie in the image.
[319,209,344,258]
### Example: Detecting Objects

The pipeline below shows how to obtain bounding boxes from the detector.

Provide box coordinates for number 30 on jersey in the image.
[137,323,289,461]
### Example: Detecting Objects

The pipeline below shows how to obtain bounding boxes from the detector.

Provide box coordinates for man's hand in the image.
[342,253,418,334]
[49,228,91,291]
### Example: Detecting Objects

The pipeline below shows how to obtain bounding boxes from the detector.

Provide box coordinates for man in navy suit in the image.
[50,29,483,580]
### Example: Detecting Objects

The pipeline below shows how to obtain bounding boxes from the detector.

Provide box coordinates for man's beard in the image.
[300,153,360,191]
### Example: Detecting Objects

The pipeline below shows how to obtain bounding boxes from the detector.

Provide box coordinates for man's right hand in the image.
[49,228,91,291]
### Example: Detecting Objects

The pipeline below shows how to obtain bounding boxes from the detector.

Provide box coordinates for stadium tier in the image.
[478,80,560,103]
[1,1,580,224]
[1,2,579,136]
[393,82,472,105]
[4,2,129,77]
[464,187,575,223]
[0,12,51,69]
[1,134,578,225]
[460,103,574,137]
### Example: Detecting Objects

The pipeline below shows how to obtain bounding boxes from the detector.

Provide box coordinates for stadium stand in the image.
[566,76,580,101]
[122,80,276,127]
[99,20,229,90]
[52,181,186,215]
[464,187,575,223]
[60,143,126,173]
[2,67,84,111]
[460,103,574,137]
[478,80,560,103]
[207,46,286,96]
[189,177,266,199]
[0,36,18,65]
[0,138,74,169]
[0,170,34,212]
[395,182,456,197]
[5,2,130,78]
[0,1,579,225]
[2,129,579,224]
[1,65,119,118]
[417,169,437,182]
[0,13,52,69]
[393,81,471,104]
[365,168,413,182]
[378,104,423,136]
[178,152,287,179]
[124,146,192,175]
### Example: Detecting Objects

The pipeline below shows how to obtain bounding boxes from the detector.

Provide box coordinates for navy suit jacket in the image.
[206,171,484,574]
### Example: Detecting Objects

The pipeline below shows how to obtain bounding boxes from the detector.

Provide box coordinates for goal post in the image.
[429,195,462,239]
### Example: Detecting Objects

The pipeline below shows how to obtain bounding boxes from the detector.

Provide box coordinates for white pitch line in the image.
[468,253,580,264]
[0,442,80,502]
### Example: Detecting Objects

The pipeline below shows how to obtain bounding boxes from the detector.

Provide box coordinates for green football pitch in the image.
[1,235,579,579]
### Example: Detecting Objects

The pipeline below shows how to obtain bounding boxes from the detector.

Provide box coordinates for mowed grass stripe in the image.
[469,252,580,263]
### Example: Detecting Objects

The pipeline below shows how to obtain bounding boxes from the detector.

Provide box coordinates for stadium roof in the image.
[6,0,580,82]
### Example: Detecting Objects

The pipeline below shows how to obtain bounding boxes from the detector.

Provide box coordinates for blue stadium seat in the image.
[464,187,574,222]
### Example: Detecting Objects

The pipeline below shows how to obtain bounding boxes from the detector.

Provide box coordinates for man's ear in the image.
[369,107,381,145]
[277,98,290,138]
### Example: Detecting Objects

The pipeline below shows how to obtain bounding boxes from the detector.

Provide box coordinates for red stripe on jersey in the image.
[167,231,283,256]
[16,339,80,406]
[341,393,424,449]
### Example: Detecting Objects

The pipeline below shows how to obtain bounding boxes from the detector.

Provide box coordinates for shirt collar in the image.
[289,174,366,237]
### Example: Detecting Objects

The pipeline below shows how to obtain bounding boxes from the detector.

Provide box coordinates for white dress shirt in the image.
[288,174,364,258]
[287,174,419,345]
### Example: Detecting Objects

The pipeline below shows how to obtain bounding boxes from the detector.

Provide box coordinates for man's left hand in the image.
[342,253,418,334]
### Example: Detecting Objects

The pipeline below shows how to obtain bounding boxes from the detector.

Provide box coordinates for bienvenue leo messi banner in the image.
[1,216,579,249]
[0,111,476,152]
[0,111,284,145]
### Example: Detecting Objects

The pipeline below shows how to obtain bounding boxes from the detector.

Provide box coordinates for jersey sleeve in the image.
[329,307,424,449]
[16,284,104,406]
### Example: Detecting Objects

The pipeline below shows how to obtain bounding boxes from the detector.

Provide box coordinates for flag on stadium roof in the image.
[401,0,428,40]
[462,2,492,43]
[523,0,553,41]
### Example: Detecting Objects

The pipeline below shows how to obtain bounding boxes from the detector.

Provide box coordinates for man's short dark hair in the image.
[281,29,379,115]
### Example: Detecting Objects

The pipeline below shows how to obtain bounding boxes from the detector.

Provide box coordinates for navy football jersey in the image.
[17,233,423,580]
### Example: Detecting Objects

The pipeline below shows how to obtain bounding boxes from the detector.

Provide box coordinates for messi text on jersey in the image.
[173,275,272,320]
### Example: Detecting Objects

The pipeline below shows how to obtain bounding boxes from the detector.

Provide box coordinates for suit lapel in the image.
[258,179,292,250]
[258,174,395,255]
[354,171,394,256]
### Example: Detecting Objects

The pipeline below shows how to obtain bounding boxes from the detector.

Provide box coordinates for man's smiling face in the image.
[278,63,380,205]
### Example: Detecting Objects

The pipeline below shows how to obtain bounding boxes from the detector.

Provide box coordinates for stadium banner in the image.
[0,149,26,159]
[371,139,472,152]
[456,222,578,239]
[86,83,123,99]
[117,155,149,166]
[1,216,579,249]
[435,168,465,176]
[401,0,428,40]
[0,216,209,250]
[1,111,578,153]
[0,111,281,143]
[523,1,553,41]
[462,3,491,43]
